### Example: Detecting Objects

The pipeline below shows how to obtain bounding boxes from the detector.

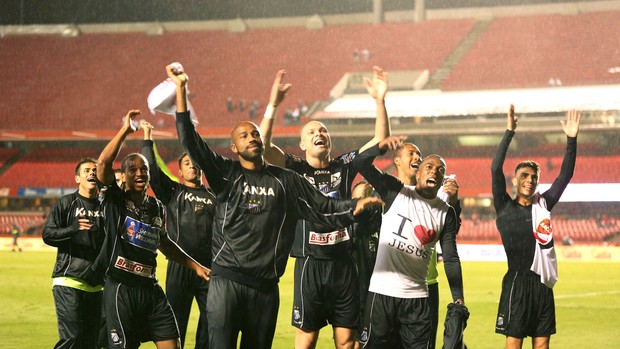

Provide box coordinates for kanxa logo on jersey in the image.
[114,256,153,278]
[122,216,160,252]
[308,228,349,245]
[183,192,213,205]
[242,182,275,196]
[74,207,102,218]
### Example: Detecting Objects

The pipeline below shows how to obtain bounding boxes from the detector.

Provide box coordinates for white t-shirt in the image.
[368,184,450,298]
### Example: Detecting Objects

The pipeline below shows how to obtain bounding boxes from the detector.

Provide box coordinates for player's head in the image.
[74,158,98,192]
[121,153,150,192]
[178,152,202,186]
[299,120,331,159]
[513,160,540,200]
[230,121,264,162]
[113,168,123,188]
[415,154,446,198]
[393,143,422,185]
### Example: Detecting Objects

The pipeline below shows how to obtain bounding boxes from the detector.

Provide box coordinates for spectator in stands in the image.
[140,120,216,349]
[93,109,210,349]
[170,63,383,349]
[354,137,465,348]
[10,223,22,252]
[259,66,390,349]
[226,96,234,113]
[492,105,580,349]
[238,98,246,113]
[42,158,105,348]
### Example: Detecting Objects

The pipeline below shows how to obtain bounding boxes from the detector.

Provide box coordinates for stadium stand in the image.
[0,19,476,133]
[457,216,620,245]
[441,11,620,90]
[0,213,46,235]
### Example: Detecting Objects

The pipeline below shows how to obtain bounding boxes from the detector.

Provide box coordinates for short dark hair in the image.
[75,158,97,175]
[178,152,189,168]
[121,153,148,172]
[515,160,540,175]
[393,143,421,161]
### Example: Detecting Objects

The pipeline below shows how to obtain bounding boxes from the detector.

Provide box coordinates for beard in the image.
[238,145,264,162]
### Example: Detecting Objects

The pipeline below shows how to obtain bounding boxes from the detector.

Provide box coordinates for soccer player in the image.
[259,67,390,349]
[169,63,383,349]
[10,223,22,252]
[141,121,216,349]
[354,137,464,349]
[388,142,461,349]
[93,109,210,349]
[492,105,580,349]
[43,158,105,349]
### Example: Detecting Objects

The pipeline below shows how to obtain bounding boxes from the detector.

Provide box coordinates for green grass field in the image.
[1,251,619,348]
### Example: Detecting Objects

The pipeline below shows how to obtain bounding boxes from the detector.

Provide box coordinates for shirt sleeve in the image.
[42,197,76,247]
[542,136,577,210]
[176,111,233,194]
[491,130,515,213]
[357,144,403,210]
[439,208,464,302]
[286,171,357,229]
[142,140,177,205]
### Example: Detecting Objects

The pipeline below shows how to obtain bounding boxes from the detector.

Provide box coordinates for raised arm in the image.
[171,65,231,194]
[259,69,292,167]
[357,136,408,210]
[97,110,140,185]
[166,63,188,113]
[491,105,516,211]
[359,66,391,153]
[543,109,580,209]
[141,120,176,205]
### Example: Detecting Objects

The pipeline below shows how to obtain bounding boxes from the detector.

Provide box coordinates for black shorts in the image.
[52,285,102,348]
[207,275,279,349]
[103,277,179,348]
[495,271,556,338]
[428,282,440,349]
[359,292,430,349]
[292,256,359,330]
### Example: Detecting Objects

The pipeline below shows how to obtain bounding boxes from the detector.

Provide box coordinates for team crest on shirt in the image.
[534,218,553,245]
[240,199,263,214]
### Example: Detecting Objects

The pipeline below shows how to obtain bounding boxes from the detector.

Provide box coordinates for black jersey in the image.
[285,150,362,259]
[492,130,576,273]
[176,111,359,289]
[94,183,167,287]
[142,140,216,267]
[43,191,105,282]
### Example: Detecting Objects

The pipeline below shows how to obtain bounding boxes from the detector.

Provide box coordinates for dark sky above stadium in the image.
[0,0,604,25]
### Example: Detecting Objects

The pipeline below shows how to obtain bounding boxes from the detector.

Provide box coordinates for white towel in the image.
[147,78,199,125]
[530,193,558,288]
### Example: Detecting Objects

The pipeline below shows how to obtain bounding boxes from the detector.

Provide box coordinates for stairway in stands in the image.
[423,19,493,90]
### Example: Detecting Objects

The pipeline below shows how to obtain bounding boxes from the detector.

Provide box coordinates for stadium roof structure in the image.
[314,84,620,119]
